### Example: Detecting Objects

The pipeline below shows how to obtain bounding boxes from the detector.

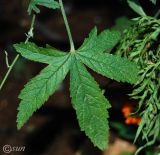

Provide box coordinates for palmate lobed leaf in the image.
[14,26,139,150]
[28,0,60,15]
[70,55,111,149]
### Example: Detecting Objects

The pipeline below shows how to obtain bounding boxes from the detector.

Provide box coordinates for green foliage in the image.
[28,0,60,15]
[150,0,157,4]
[146,150,160,155]
[112,16,133,33]
[14,42,66,64]
[116,16,160,154]
[14,27,139,149]
[79,27,121,53]
[14,44,71,129]
[70,57,110,149]
[2,0,159,152]
[77,27,139,84]
[77,51,138,84]
[127,0,146,16]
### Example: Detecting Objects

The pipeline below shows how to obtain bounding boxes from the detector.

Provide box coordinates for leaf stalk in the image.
[59,0,75,52]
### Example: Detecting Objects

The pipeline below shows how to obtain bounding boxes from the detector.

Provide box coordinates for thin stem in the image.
[0,55,19,90]
[59,0,75,52]
[0,14,36,91]
[25,14,36,43]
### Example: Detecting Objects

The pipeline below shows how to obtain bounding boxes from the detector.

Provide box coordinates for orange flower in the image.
[122,104,132,117]
[125,117,141,125]
[122,102,141,125]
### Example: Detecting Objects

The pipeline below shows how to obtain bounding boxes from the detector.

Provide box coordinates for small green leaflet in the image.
[127,0,146,17]
[28,0,60,15]
[14,27,139,149]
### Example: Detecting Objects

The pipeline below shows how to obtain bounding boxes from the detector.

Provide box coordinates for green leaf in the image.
[127,0,146,16]
[134,118,145,143]
[150,0,157,4]
[14,42,66,64]
[70,56,110,149]
[77,51,139,84]
[112,16,133,33]
[17,54,71,129]
[15,26,140,150]
[79,27,121,53]
[28,0,60,15]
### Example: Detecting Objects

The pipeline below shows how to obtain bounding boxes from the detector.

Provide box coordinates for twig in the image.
[0,14,36,91]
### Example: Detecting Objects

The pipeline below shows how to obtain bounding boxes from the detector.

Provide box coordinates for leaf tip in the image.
[16,119,23,130]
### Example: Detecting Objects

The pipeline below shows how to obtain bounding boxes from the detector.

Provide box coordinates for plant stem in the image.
[0,55,19,90]
[59,0,75,52]
[0,14,36,91]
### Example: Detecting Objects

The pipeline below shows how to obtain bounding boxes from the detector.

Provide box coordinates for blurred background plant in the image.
[116,1,160,154]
